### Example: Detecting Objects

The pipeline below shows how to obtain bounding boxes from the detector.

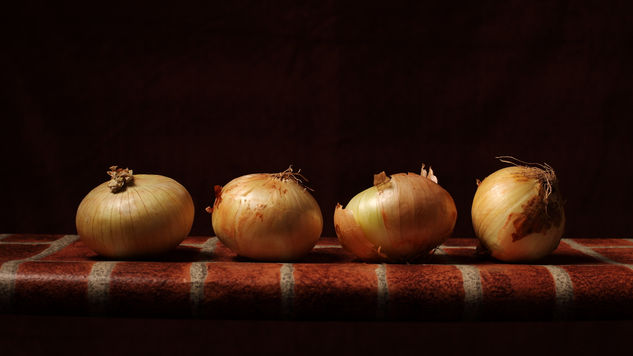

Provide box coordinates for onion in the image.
[76,166,194,258]
[209,167,323,261]
[334,165,457,262]
[471,157,565,262]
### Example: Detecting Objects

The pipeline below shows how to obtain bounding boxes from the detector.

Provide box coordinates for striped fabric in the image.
[1,234,632,320]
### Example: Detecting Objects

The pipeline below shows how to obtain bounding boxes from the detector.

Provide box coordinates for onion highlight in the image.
[471,157,565,262]
[76,166,194,258]
[209,167,323,261]
[334,165,457,262]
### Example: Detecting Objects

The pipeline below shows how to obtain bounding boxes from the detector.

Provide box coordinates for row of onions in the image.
[76,159,565,262]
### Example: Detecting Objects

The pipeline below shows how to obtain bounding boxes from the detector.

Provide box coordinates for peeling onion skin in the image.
[335,168,457,262]
[334,204,385,261]
[76,174,195,259]
[472,166,565,262]
[211,173,323,261]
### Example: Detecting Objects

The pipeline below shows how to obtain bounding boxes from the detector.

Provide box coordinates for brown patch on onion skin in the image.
[510,185,564,242]
[509,173,531,182]
[373,171,390,186]
[213,185,223,207]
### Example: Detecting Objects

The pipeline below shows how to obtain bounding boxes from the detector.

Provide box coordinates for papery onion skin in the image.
[471,165,565,262]
[211,171,323,261]
[76,168,194,258]
[334,167,457,262]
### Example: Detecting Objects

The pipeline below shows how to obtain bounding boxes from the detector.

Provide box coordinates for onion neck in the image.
[271,166,313,191]
[496,156,557,200]
[107,166,134,193]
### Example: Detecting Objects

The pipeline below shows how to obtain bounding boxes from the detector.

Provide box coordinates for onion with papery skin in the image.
[334,165,457,262]
[471,157,565,262]
[209,167,323,261]
[76,166,194,258]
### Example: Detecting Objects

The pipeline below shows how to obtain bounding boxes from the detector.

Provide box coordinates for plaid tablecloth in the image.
[1,234,632,320]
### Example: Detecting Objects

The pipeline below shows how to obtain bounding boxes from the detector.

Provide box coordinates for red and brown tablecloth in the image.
[1,234,632,320]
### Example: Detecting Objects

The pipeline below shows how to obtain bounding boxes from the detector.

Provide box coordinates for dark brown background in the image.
[2,2,633,354]
[2,1,632,239]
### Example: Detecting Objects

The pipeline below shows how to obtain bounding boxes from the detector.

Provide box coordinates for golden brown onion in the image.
[210,168,323,261]
[334,165,457,262]
[471,158,565,262]
[76,166,194,258]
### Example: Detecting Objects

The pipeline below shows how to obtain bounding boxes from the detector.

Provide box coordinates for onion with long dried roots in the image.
[471,157,565,262]
[209,167,323,261]
[76,166,195,258]
[334,165,457,262]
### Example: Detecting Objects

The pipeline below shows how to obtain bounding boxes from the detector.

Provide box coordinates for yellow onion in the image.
[76,166,194,258]
[334,165,457,262]
[209,167,323,261]
[471,158,565,262]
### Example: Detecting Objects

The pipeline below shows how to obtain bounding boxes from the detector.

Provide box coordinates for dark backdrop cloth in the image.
[2,1,632,238]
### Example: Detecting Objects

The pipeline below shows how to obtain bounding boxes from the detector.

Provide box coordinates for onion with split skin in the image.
[471,157,565,262]
[76,166,194,258]
[209,167,323,261]
[334,165,457,262]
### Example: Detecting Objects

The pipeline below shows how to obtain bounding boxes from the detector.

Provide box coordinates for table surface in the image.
[1,234,633,320]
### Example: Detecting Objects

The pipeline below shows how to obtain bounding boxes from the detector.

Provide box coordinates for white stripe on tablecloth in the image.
[0,234,11,241]
[543,265,574,320]
[565,239,633,272]
[181,237,218,250]
[455,265,482,320]
[280,263,295,319]
[189,262,208,317]
[0,261,20,311]
[375,264,389,319]
[200,237,218,254]
[196,237,218,262]
[25,234,79,260]
[0,234,78,311]
[87,261,116,315]
[570,245,633,248]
